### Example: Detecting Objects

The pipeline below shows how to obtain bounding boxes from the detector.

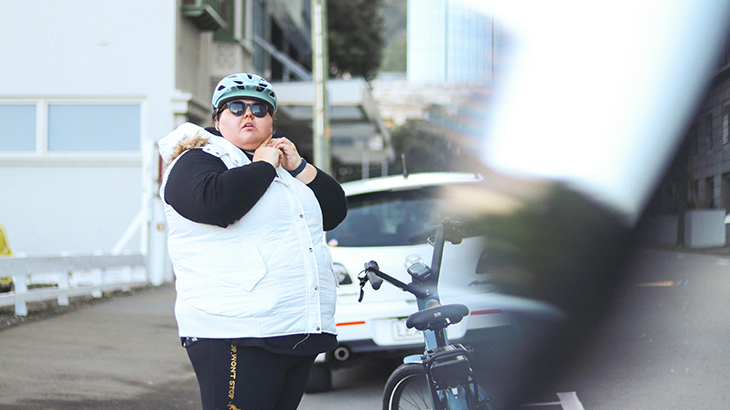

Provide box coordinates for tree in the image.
[327,0,385,80]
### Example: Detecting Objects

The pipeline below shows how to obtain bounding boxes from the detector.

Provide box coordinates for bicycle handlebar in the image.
[360,260,431,301]
[358,219,483,303]
[364,261,384,290]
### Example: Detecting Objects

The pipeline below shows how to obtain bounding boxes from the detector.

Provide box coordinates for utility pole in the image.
[312,0,331,174]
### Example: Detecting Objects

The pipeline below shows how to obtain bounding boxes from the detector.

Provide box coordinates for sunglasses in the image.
[224,101,270,118]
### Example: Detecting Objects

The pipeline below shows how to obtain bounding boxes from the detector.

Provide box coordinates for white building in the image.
[407,0,494,84]
[0,0,389,282]
[373,0,494,129]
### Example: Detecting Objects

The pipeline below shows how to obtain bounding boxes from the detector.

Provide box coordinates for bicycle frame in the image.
[360,221,491,410]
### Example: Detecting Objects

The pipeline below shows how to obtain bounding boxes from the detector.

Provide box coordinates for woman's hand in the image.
[252,136,282,168]
[269,136,317,183]
[268,137,302,171]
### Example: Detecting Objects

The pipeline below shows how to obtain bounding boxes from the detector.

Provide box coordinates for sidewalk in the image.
[647,244,730,256]
[0,284,201,410]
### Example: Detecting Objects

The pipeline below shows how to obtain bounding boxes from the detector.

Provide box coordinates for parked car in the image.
[305,172,564,392]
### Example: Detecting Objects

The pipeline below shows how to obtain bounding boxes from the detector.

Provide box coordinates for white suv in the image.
[305,172,563,392]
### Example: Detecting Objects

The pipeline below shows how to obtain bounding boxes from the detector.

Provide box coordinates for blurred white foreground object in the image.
[468,0,730,224]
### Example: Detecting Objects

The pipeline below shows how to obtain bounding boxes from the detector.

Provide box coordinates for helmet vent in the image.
[256,86,265,92]
[217,85,226,91]
[234,80,243,85]
[236,86,246,90]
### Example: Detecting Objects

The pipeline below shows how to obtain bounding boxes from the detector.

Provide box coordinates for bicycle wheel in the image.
[383,363,435,410]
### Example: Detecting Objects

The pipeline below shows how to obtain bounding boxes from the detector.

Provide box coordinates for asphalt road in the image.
[1,248,729,409]
[549,249,730,409]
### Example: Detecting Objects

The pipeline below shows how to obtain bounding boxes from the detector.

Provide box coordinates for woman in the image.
[158,73,347,410]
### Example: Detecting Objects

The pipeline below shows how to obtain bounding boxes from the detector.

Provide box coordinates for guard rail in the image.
[0,254,147,316]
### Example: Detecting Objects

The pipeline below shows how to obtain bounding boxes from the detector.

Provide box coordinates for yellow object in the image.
[0,223,12,256]
[0,223,13,291]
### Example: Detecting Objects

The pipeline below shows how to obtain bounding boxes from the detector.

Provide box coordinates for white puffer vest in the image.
[159,123,337,339]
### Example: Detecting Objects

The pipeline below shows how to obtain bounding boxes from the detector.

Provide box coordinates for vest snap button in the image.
[314,286,319,291]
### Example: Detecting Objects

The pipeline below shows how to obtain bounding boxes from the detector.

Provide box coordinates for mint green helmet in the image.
[211,73,277,114]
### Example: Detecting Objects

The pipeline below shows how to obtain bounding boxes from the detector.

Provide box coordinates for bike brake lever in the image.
[364,260,384,290]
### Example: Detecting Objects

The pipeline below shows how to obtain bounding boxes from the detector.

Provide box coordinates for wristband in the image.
[289,158,307,177]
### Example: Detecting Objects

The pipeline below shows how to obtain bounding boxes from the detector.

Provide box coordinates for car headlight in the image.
[333,262,353,285]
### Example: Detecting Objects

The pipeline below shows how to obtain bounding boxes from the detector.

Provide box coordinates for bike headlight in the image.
[404,254,424,270]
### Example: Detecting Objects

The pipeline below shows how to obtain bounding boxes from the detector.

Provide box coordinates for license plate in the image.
[391,319,422,341]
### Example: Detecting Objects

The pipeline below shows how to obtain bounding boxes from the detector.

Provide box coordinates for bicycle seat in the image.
[406,303,470,331]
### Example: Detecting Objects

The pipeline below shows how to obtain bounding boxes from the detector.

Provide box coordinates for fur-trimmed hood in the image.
[158,122,220,165]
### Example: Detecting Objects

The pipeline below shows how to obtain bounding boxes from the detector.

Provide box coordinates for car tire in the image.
[304,363,332,393]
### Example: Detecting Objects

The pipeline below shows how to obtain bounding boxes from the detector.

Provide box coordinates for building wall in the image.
[0,0,178,256]
[689,68,730,212]
[176,6,217,120]
[0,0,318,258]
[407,0,493,84]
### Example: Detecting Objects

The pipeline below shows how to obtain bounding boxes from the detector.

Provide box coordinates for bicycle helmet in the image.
[211,73,277,114]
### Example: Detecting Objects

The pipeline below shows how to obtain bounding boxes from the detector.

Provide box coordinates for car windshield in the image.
[328,186,465,247]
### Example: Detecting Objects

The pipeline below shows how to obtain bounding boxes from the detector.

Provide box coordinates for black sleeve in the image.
[307,168,348,231]
[164,149,277,227]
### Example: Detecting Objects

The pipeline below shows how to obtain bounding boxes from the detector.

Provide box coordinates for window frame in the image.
[0,98,144,164]
[722,104,730,146]
[705,112,713,151]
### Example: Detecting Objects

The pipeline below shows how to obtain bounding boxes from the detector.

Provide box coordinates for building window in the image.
[705,113,713,151]
[690,179,700,209]
[0,105,36,151]
[722,106,729,145]
[705,176,715,208]
[0,100,141,155]
[48,104,140,151]
[213,0,238,42]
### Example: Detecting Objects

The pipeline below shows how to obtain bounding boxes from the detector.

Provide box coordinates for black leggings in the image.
[186,339,316,410]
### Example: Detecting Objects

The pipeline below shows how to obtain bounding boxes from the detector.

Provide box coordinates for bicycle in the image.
[358,219,496,410]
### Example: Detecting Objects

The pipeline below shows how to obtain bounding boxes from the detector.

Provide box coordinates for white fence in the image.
[0,254,148,316]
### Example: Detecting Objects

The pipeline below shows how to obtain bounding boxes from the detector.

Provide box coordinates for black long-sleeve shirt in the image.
[164,140,347,230]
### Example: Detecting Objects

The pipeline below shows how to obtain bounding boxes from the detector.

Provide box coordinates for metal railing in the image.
[0,254,148,316]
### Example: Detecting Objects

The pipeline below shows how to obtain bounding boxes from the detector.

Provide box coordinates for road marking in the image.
[635,280,688,287]
[557,392,586,410]
[522,392,585,409]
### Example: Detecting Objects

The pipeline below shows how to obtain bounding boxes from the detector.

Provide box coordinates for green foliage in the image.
[328,0,385,80]
[379,0,407,73]
[380,32,407,72]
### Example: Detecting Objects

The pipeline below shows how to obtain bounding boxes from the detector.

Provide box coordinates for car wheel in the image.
[305,363,332,393]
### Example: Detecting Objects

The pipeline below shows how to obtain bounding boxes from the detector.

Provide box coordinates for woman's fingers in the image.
[268,137,301,171]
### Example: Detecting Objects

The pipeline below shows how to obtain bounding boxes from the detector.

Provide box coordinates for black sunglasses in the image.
[224,101,270,118]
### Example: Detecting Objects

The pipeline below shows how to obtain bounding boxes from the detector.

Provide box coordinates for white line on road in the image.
[521,392,585,409]
[556,392,586,410]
